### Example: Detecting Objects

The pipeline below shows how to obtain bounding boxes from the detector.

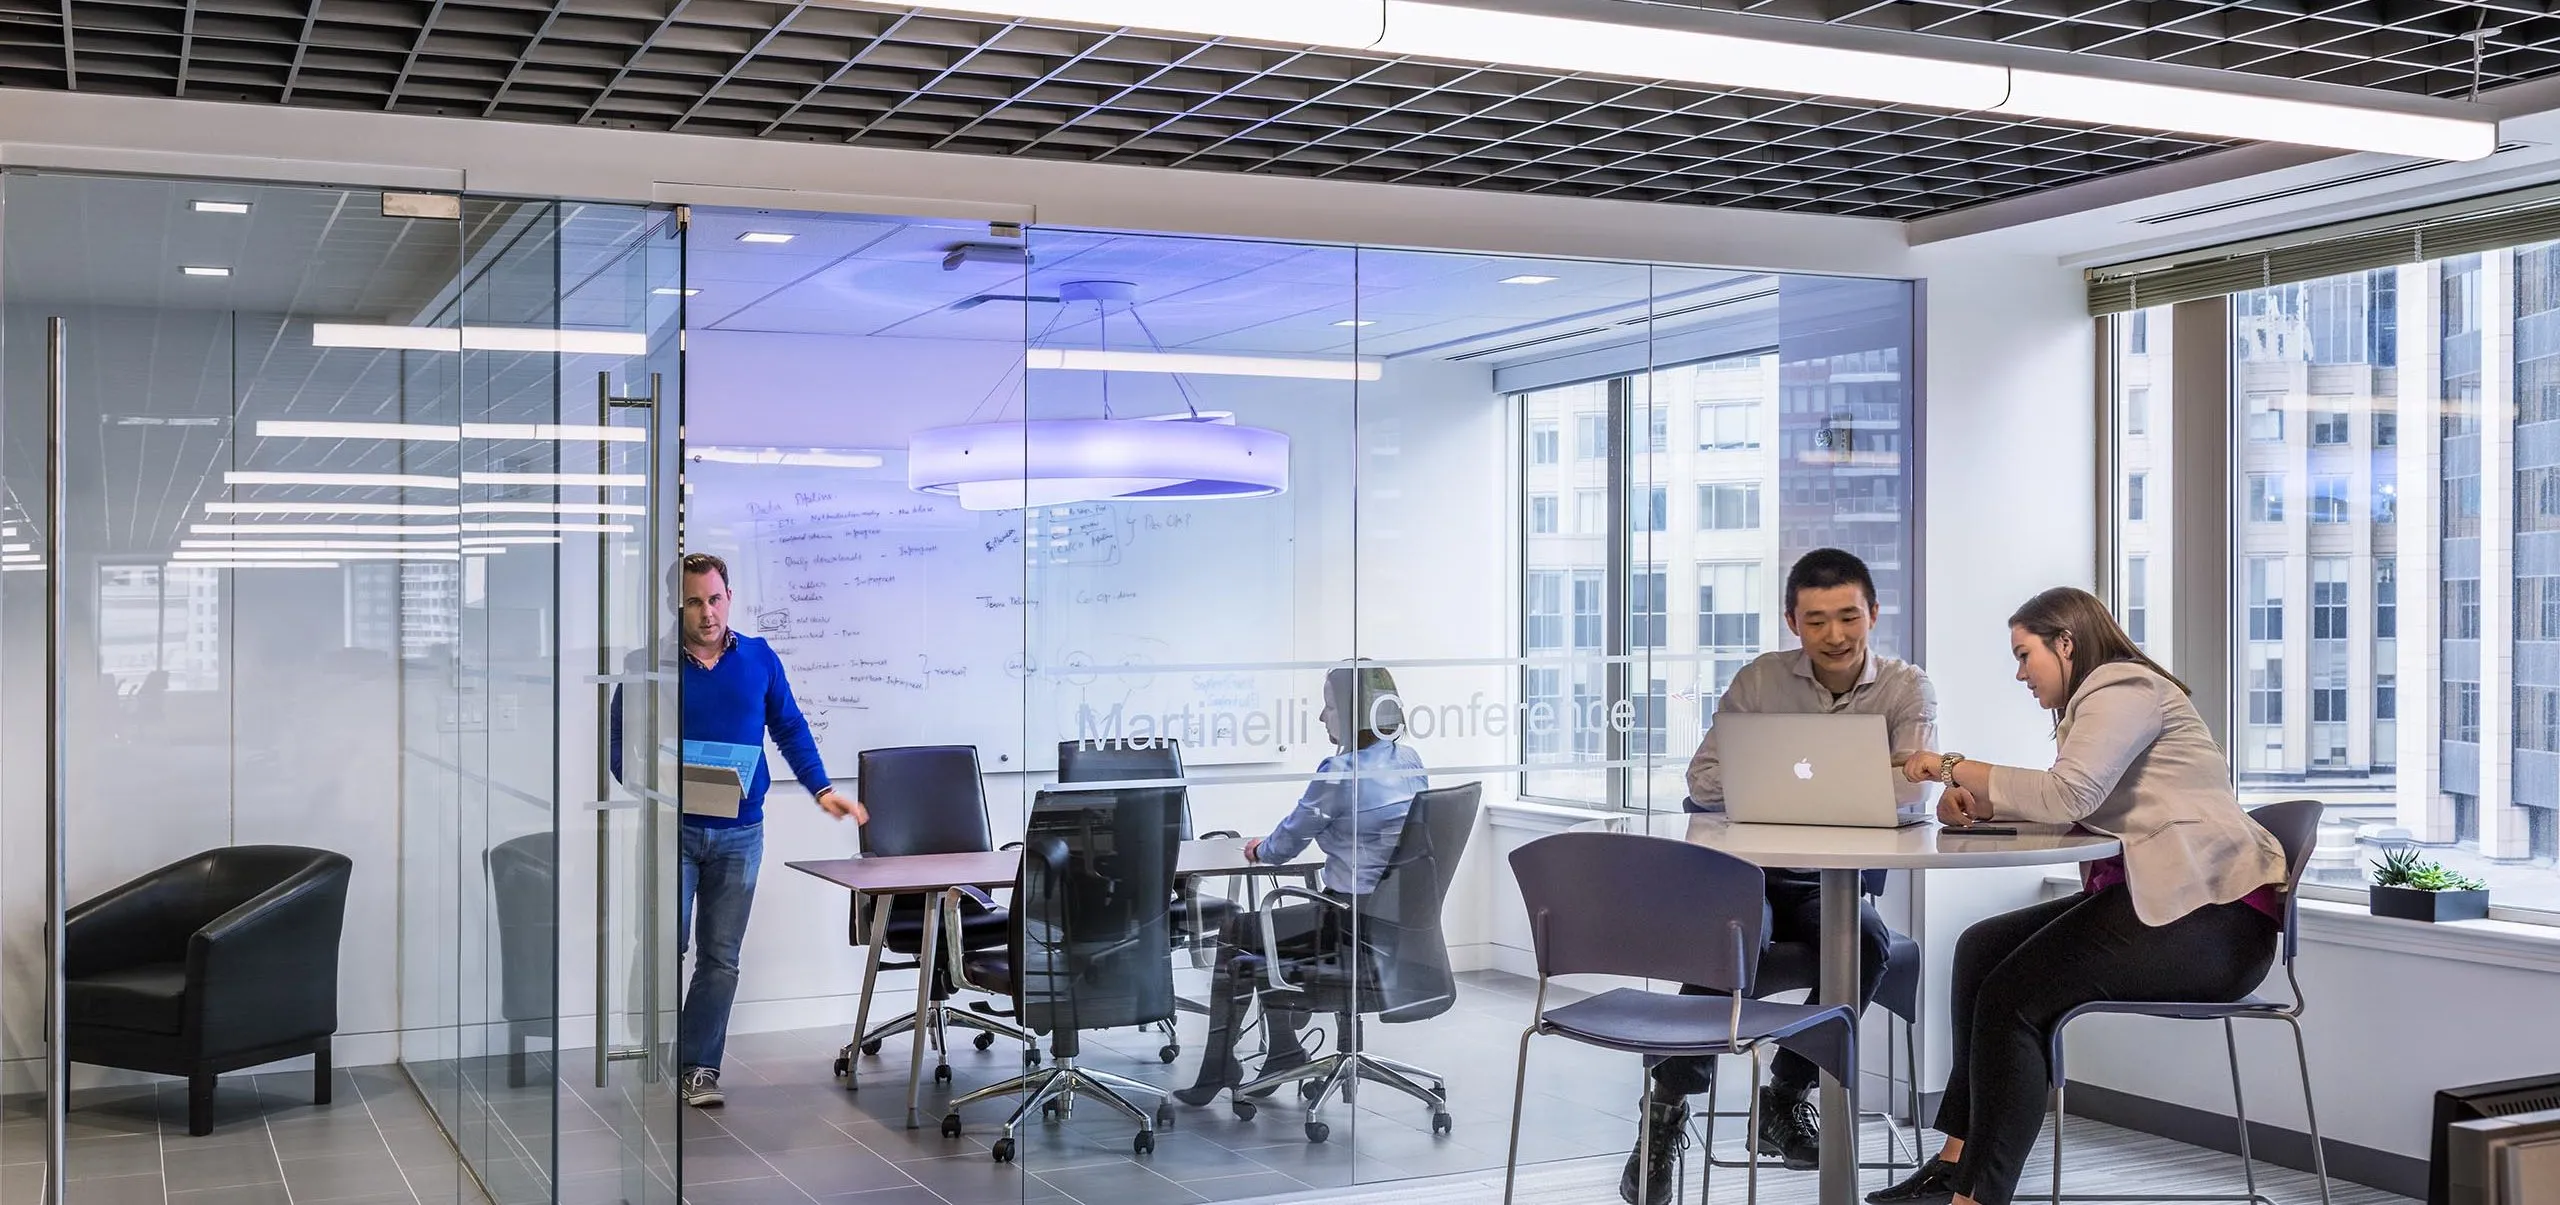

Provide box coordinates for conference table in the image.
[1614,810,2122,1205]
[788,837,1321,1127]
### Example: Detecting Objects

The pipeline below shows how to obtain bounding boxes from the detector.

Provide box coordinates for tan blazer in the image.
[1984,661,2287,927]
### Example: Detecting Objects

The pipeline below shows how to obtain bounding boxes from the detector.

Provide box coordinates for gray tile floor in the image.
[0,969,2402,1205]
[3,1062,495,1204]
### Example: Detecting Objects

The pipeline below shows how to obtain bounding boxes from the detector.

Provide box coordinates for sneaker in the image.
[1617,1093,1690,1204]
[680,1067,724,1108]
[1756,1085,1820,1170]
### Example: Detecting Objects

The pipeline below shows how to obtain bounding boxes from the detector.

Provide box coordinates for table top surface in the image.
[786,837,1320,893]
[1612,809,2122,870]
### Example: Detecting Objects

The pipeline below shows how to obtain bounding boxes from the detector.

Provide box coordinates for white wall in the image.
[1907,249,2103,1088]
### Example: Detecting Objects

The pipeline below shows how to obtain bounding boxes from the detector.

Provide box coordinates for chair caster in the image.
[932,1064,952,1085]
[973,1031,995,1051]
[1305,1120,1330,1144]
[1041,1101,1062,1124]
[831,1054,850,1078]
[940,1114,963,1138]
[1023,1047,1042,1069]
[1298,1080,1324,1104]
[991,1137,1015,1163]
[861,1039,882,1057]
[1133,1130,1156,1156]
[1431,1111,1453,1135]
[1155,1104,1175,1130]
[1232,1100,1257,1122]
[1158,1044,1180,1064]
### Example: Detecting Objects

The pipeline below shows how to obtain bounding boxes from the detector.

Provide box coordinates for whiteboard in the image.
[683,453,1297,773]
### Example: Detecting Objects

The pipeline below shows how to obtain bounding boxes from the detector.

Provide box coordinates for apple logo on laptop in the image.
[1793,759,1814,780]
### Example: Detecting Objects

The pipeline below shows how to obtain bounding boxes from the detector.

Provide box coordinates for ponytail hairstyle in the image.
[2007,586,2188,727]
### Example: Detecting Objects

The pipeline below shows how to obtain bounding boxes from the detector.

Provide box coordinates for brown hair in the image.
[670,553,729,604]
[2007,586,2188,725]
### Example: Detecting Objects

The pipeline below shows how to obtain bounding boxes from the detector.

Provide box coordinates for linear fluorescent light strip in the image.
[311,324,650,356]
[924,1,2497,160]
[463,536,565,546]
[255,420,645,443]
[205,502,459,516]
[225,471,459,490]
[461,502,646,516]
[461,472,645,487]
[170,562,343,570]
[689,447,886,469]
[181,539,463,550]
[171,549,459,562]
[196,524,465,535]
[464,522,634,534]
[1026,347,1383,382]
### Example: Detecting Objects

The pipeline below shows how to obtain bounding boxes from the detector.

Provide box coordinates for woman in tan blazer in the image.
[1868,587,2289,1205]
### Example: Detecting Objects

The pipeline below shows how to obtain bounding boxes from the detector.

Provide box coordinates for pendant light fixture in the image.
[909,280,1295,512]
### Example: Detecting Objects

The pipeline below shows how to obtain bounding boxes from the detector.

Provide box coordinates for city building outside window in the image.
[1529,493,1558,535]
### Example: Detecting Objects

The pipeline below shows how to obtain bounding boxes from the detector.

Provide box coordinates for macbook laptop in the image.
[1719,713,1928,828]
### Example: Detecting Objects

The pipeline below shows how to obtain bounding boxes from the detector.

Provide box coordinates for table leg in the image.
[1818,868,1861,1205]
[848,893,891,1090]
[904,891,944,1128]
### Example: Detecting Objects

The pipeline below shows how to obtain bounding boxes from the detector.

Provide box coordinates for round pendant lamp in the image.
[907,280,1296,511]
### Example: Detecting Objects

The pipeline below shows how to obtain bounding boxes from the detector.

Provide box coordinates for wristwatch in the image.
[1939,752,1966,786]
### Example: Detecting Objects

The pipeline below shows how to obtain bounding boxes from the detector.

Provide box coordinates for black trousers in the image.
[1936,886,2277,1205]
[1194,902,1333,1074]
[1650,875,1891,1098]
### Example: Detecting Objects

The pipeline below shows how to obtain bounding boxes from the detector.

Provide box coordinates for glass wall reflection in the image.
[677,215,1916,1204]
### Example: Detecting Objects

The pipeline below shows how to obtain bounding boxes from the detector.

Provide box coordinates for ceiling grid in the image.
[0,0,2552,216]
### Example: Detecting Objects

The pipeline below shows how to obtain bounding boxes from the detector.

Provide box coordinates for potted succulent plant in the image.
[2368,846,2490,923]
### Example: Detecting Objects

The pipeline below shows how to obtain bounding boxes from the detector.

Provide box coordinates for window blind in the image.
[2087,179,2560,315]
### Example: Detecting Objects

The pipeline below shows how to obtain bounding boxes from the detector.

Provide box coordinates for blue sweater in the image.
[614,632,832,829]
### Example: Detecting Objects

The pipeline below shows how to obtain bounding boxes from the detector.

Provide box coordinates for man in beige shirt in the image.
[1622,548,1957,1204]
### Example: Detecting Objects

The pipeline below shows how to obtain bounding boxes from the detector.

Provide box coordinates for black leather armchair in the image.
[64,846,353,1136]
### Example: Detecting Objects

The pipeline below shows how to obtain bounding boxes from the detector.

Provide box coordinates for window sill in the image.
[1487,798,1620,834]
[2039,873,2560,974]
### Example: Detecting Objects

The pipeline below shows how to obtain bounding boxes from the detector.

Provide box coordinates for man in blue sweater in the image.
[661,552,861,1108]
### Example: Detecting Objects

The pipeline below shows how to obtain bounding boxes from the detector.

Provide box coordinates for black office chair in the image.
[1056,738,1239,1062]
[939,784,1184,1163]
[64,845,353,1136]
[487,833,556,1090]
[836,746,1031,1087]
[1231,780,1481,1143]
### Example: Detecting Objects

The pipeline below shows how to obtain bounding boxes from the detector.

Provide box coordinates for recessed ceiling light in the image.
[652,287,701,296]
[737,232,795,245]
[1333,320,1375,328]
[190,200,251,215]
[224,471,459,490]
[205,502,459,516]
[181,266,232,277]
[1499,274,1558,285]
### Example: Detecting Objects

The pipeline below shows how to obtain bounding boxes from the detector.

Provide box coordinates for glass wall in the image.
[675,213,1919,1201]
[2113,252,2559,915]
[0,172,679,1205]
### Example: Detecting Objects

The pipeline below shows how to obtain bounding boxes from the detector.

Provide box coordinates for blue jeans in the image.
[678,821,762,1073]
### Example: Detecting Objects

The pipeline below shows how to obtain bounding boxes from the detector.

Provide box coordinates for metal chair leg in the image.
[2223,1019,2261,1205]
[1745,1048,1763,1205]
[2288,1018,2335,1205]
[1503,1028,1534,1205]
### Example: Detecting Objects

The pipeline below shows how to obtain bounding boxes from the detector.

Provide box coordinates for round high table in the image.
[1615,810,2124,1205]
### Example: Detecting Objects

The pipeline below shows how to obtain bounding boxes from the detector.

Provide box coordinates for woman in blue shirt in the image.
[1174,665,1428,1106]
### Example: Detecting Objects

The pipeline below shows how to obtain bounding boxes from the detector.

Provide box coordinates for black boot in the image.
[1756,1084,1821,1170]
[1173,1056,1242,1107]
[1617,1093,1690,1204]
[1867,1157,1959,1204]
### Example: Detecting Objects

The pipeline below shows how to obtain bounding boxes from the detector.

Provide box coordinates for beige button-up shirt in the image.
[1687,647,1939,813]
[1984,661,2288,926]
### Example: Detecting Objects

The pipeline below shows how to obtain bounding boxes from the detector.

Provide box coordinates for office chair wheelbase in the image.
[835,1002,1035,1087]
[942,1055,1171,1161]
[1228,1046,1451,1142]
